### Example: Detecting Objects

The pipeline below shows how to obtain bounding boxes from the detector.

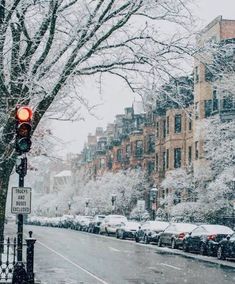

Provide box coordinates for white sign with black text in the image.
[11,187,32,214]
[137,200,145,212]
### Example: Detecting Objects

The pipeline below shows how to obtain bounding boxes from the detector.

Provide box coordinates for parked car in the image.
[78,216,93,231]
[158,223,197,249]
[59,215,74,228]
[135,221,169,244]
[100,215,127,235]
[88,215,106,233]
[183,224,234,256]
[217,233,235,260]
[70,215,81,230]
[116,221,140,239]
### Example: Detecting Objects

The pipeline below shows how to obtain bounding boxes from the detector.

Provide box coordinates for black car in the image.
[135,221,169,244]
[158,223,197,249]
[88,215,106,233]
[217,233,235,260]
[183,224,234,256]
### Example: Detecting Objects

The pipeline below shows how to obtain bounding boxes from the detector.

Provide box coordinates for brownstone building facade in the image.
[72,16,235,213]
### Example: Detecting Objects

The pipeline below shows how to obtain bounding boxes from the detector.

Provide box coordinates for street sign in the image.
[11,187,32,214]
[137,200,145,212]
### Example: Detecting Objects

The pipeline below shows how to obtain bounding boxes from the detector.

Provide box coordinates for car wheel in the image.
[144,235,149,244]
[217,246,225,260]
[171,239,177,249]
[121,232,126,240]
[157,238,162,247]
[135,236,139,243]
[183,241,189,252]
[200,243,207,255]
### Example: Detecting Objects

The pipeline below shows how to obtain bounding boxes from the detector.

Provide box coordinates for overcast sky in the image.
[52,0,235,156]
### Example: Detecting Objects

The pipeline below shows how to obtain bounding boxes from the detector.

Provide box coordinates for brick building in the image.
[71,16,235,214]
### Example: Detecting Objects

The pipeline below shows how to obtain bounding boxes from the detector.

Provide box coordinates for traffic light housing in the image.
[15,106,33,154]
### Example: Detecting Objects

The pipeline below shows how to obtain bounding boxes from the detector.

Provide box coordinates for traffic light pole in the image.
[17,171,24,262]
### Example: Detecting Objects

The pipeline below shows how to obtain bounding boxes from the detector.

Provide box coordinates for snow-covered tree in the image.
[34,169,149,217]
[195,117,235,224]
[160,168,193,208]
[0,0,195,236]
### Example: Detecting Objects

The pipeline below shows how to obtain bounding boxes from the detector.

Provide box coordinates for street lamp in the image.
[150,186,158,220]
[85,198,90,216]
[68,201,71,214]
[111,194,117,213]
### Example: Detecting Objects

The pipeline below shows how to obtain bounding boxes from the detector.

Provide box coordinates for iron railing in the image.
[0,237,17,282]
[0,231,36,284]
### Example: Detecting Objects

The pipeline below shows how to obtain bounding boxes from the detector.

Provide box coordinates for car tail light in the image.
[207,234,216,240]
[178,232,185,239]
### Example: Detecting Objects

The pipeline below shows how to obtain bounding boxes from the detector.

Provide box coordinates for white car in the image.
[100,215,128,235]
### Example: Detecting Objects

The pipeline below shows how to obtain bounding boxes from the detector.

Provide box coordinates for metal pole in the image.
[26,231,36,284]
[17,174,24,262]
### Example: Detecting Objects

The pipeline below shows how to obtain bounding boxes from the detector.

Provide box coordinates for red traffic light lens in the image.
[16,107,33,122]
[18,123,31,137]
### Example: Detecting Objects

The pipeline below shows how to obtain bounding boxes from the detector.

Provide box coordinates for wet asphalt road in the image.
[5,223,235,284]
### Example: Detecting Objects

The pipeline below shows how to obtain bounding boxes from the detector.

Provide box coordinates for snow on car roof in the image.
[149,221,169,230]
[108,215,127,218]
[173,223,197,232]
[202,224,234,234]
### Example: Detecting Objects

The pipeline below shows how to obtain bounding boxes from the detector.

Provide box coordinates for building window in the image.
[188,115,192,131]
[212,89,218,111]
[155,154,158,172]
[205,64,213,81]
[195,102,199,119]
[188,146,192,165]
[126,144,131,158]
[195,141,199,160]
[166,116,169,134]
[117,149,122,162]
[156,122,159,138]
[147,161,155,175]
[204,100,212,118]
[136,140,143,158]
[174,114,182,133]
[166,149,169,169]
[194,66,199,83]
[163,151,166,171]
[174,148,181,168]
[148,135,155,153]
[163,120,166,138]
[222,93,234,109]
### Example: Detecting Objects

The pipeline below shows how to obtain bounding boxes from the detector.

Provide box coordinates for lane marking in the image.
[36,240,109,284]
[160,263,182,271]
[108,247,120,252]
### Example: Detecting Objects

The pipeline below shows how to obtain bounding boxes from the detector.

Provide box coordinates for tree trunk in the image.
[0,159,15,252]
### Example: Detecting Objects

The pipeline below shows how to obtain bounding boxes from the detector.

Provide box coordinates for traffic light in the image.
[15,106,33,154]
